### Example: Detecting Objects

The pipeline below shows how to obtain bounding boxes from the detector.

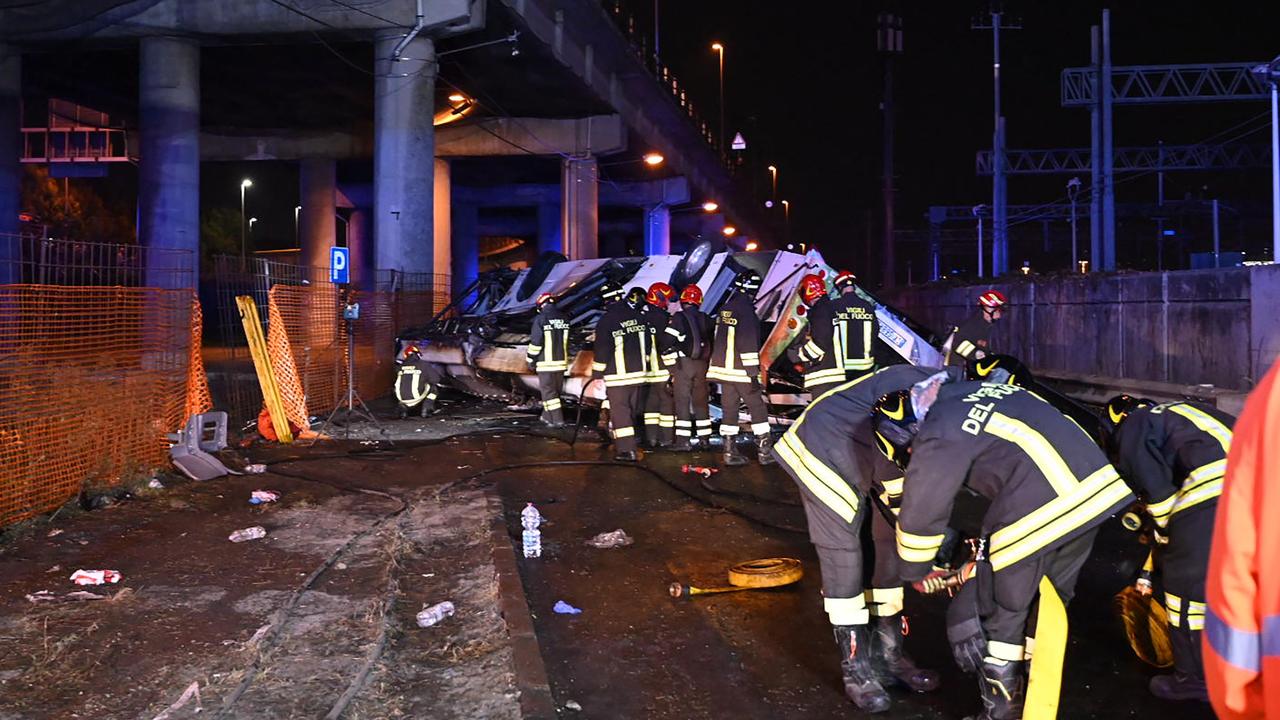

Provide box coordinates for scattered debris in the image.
[335,562,348,570]
[90,494,117,510]
[228,526,267,543]
[416,601,456,628]
[150,680,202,720]
[148,478,165,489]
[564,700,583,712]
[553,600,582,615]
[25,590,108,603]
[247,624,272,646]
[46,528,63,538]
[522,503,543,558]
[682,464,719,479]
[244,463,267,474]
[46,565,61,573]
[249,490,281,505]
[70,569,122,586]
[421,573,435,578]
[586,529,634,549]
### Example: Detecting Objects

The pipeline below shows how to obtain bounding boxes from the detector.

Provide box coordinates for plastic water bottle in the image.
[416,601,456,628]
[228,526,267,543]
[521,503,542,558]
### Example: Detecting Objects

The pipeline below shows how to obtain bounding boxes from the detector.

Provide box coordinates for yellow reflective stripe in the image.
[802,340,823,360]
[776,433,860,523]
[988,466,1131,571]
[896,526,945,564]
[613,333,626,376]
[613,426,635,438]
[881,477,904,496]
[865,587,904,616]
[751,422,771,435]
[535,361,568,372]
[527,344,543,356]
[1167,404,1232,453]
[707,367,753,382]
[956,340,976,357]
[1172,476,1223,518]
[988,641,1026,662]
[725,325,736,371]
[396,367,429,404]
[1147,493,1177,525]
[804,368,848,388]
[1149,459,1226,526]
[721,425,740,436]
[791,370,879,433]
[544,398,562,410]
[591,361,606,371]
[665,326,685,340]
[984,412,1079,497]
[544,328,553,361]
[824,595,869,625]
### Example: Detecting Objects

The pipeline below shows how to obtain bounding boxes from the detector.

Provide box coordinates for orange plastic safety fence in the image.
[0,285,199,525]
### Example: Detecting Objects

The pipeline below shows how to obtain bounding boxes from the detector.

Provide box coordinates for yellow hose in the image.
[670,558,803,598]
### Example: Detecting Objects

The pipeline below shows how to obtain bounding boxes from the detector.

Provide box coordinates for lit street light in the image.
[294,205,302,248]
[745,240,759,251]
[711,43,725,157]
[643,152,665,166]
[767,165,777,201]
[240,178,253,265]
[702,201,719,212]
[781,199,791,244]
[722,225,737,237]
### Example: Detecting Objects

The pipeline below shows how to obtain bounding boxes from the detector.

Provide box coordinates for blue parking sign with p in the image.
[329,247,349,284]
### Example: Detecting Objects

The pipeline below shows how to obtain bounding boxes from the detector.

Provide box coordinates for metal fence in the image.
[1,233,193,288]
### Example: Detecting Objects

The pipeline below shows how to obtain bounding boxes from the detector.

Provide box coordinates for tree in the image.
[200,207,243,267]
[20,165,134,243]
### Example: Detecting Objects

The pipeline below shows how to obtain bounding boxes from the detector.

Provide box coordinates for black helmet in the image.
[600,281,625,302]
[733,269,763,294]
[871,389,920,469]
[1105,394,1153,430]
[625,286,647,308]
[965,354,1031,386]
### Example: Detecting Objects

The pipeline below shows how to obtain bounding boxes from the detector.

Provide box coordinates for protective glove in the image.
[913,562,976,595]
[1134,575,1154,597]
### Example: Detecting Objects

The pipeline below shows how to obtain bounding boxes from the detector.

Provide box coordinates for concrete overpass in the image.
[0,0,769,289]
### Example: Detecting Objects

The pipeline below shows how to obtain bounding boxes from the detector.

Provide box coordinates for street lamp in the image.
[239,178,253,265]
[781,199,790,244]
[711,42,725,156]
[722,225,737,237]
[767,165,778,201]
[745,240,759,251]
[294,205,302,248]
[702,201,719,212]
[1251,56,1280,261]
[643,152,665,166]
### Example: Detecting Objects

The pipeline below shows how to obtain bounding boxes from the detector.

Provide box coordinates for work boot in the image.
[964,659,1025,720]
[833,624,891,713]
[421,402,435,418]
[614,449,638,462]
[669,436,693,452]
[1149,629,1208,701]
[723,437,748,467]
[397,405,409,420]
[873,614,940,692]
[755,433,777,465]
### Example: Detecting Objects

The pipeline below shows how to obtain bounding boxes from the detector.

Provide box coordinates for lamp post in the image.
[239,178,253,266]
[767,165,777,202]
[781,199,790,245]
[711,43,725,157]
[249,216,258,250]
[294,205,301,248]
[1253,57,1280,261]
[1067,177,1081,271]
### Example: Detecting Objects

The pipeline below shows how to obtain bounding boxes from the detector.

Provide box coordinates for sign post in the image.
[329,246,349,285]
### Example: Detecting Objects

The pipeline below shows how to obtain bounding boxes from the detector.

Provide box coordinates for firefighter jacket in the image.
[707,292,762,384]
[776,364,947,524]
[527,305,571,373]
[1204,362,1280,719]
[591,302,652,387]
[946,313,992,366]
[395,357,439,406]
[661,306,713,366]
[794,293,880,389]
[1113,401,1233,530]
[639,304,671,383]
[895,381,1133,581]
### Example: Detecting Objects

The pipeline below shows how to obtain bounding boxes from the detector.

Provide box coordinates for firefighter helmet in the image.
[400,344,421,364]
[600,281,625,302]
[625,286,647,308]
[535,292,555,308]
[1105,394,1154,429]
[833,271,858,291]
[978,290,1008,310]
[647,282,676,308]
[965,354,1031,387]
[798,274,826,306]
[679,284,703,306]
[733,269,763,293]
[871,389,920,470]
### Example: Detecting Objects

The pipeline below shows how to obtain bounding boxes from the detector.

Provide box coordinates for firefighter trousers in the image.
[605,384,641,453]
[537,371,565,425]
[643,380,675,446]
[1158,505,1214,678]
[719,379,770,439]
[672,358,711,441]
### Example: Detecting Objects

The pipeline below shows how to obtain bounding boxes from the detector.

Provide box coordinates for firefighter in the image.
[793,271,880,395]
[1106,394,1234,702]
[592,283,651,462]
[663,284,714,451]
[641,282,677,448]
[526,293,571,426]
[774,364,947,712]
[872,379,1134,720]
[946,290,1006,366]
[394,344,441,418]
[708,269,775,467]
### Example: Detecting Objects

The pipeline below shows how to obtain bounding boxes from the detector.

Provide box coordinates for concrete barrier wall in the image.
[884,265,1280,392]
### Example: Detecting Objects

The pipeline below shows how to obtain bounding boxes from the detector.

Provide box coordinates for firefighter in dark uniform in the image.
[663,284,714,451]
[592,284,651,462]
[526,292,571,426]
[641,282,676,448]
[708,269,774,467]
[872,380,1135,720]
[774,364,947,712]
[395,344,442,418]
[946,290,1007,366]
[794,271,880,395]
[1107,394,1234,702]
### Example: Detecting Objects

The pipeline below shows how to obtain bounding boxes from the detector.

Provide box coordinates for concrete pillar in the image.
[643,204,671,256]
[138,36,200,288]
[298,157,336,271]
[433,157,451,293]
[0,45,20,284]
[452,202,479,299]
[346,208,373,290]
[373,32,436,275]
[561,156,598,259]
[537,201,563,255]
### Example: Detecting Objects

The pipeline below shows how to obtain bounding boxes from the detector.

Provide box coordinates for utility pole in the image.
[878,12,903,287]
[1067,177,1081,270]
[1101,9,1116,271]
[1213,197,1221,267]
[973,205,986,278]
[1253,57,1280,261]
[652,0,660,65]
[973,6,1020,277]
[1089,25,1102,272]
[1156,140,1165,270]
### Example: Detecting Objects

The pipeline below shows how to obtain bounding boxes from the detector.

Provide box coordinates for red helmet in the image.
[978,290,1007,309]
[798,274,826,306]
[679,285,703,305]
[535,292,555,308]
[833,271,858,290]
[647,282,676,308]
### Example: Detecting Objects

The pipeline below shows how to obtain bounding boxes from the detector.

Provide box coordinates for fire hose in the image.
[669,558,804,599]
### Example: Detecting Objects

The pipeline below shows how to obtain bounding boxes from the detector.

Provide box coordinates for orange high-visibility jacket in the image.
[1204,362,1280,718]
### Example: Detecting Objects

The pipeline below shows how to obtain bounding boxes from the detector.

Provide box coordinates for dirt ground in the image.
[0,400,1218,719]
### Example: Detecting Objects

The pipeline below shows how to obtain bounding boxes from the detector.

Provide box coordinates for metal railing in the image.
[0,233,193,288]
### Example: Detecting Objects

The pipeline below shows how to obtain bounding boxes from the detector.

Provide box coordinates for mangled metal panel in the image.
[618,255,683,295]
[491,259,611,314]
